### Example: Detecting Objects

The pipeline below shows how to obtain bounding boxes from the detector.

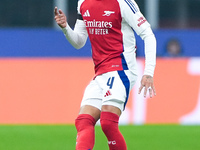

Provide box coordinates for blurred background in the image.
[1,0,200,29]
[0,0,200,125]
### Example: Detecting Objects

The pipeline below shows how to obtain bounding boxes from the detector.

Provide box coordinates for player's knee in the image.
[102,99,125,113]
[75,114,96,132]
[75,114,96,150]
[100,118,111,134]
[100,112,119,134]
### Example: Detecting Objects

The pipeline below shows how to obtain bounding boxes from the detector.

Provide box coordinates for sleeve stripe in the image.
[124,0,138,14]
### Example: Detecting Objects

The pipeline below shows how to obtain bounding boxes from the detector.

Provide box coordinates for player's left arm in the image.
[120,0,157,98]
[138,27,157,98]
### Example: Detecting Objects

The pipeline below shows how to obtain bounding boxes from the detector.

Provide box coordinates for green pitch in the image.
[0,125,200,150]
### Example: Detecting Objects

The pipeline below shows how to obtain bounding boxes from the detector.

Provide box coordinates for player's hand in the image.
[138,75,156,98]
[54,7,67,28]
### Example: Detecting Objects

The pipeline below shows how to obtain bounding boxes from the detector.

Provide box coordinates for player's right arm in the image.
[54,7,88,49]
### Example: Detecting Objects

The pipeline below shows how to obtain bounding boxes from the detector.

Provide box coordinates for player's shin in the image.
[75,114,96,150]
[100,111,127,150]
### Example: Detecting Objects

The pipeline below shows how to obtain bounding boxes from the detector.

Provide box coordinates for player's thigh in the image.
[79,105,101,121]
[80,79,102,120]
[101,105,122,116]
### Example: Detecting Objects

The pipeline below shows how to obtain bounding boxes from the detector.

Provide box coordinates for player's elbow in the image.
[73,44,84,50]
[140,27,155,40]
[73,38,87,49]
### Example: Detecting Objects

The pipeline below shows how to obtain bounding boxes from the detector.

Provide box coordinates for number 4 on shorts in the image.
[107,77,115,89]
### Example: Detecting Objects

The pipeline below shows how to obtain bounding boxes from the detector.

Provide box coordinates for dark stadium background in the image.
[1,0,200,57]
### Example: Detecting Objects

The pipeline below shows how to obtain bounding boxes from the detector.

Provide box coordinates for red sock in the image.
[100,112,127,150]
[75,114,96,150]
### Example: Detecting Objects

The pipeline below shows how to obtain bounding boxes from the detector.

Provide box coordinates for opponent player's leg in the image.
[75,80,102,150]
[99,70,137,150]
